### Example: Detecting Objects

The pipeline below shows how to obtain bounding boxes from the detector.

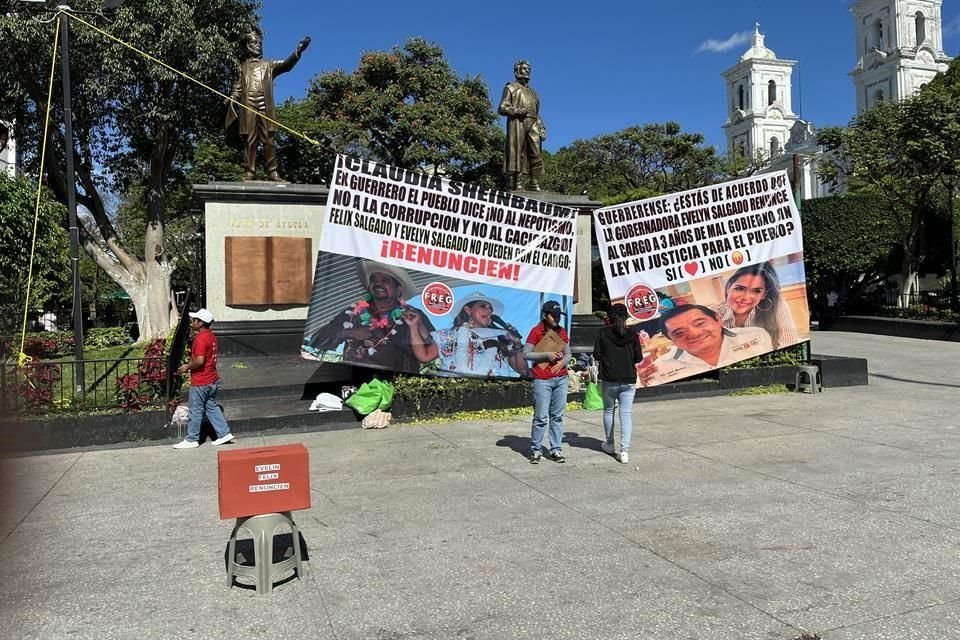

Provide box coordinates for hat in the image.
[189,308,214,324]
[541,300,567,318]
[608,303,628,319]
[357,260,420,299]
[459,291,504,316]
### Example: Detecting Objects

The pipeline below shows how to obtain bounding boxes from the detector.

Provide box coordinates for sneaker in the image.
[601,440,616,456]
[549,451,566,463]
[172,440,199,449]
[211,433,235,446]
[530,451,542,464]
[618,451,629,464]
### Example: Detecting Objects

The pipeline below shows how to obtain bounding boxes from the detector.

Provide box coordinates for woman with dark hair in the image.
[592,303,643,464]
[431,292,527,377]
[713,261,800,349]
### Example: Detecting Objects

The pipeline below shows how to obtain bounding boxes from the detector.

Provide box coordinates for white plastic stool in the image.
[795,364,822,394]
[227,511,304,594]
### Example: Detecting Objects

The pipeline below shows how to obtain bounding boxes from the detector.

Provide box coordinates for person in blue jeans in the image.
[592,303,643,464]
[173,308,235,449]
[522,301,571,464]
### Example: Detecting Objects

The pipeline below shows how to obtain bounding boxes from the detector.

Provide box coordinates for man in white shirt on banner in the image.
[638,304,772,386]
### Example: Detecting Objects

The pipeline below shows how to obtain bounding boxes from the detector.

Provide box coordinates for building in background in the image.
[0,121,17,177]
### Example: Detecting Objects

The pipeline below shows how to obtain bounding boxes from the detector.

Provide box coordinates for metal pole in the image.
[951,182,958,313]
[60,9,84,399]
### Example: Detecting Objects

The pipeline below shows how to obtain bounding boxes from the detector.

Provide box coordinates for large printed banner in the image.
[301,155,577,378]
[593,170,810,387]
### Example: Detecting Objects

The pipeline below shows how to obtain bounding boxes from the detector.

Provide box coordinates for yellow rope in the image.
[17,19,61,369]
[66,10,321,146]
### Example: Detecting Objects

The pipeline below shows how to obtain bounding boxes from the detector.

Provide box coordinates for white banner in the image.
[593,171,802,299]
[321,155,577,296]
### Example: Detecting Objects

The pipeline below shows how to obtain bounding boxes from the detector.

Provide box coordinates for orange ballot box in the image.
[217,443,311,519]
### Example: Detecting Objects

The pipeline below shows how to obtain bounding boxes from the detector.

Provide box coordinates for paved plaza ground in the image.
[1,330,958,639]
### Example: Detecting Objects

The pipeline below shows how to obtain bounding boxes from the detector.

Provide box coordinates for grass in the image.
[728,384,790,396]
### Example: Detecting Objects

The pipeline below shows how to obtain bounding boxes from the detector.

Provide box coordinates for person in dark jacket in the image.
[592,303,643,464]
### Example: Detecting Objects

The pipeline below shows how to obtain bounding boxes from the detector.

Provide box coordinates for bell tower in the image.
[721,25,799,161]
[850,0,951,113]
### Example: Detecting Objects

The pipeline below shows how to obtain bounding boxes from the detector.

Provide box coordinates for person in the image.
[498,60,546,191]
[523,300,571,463]
[637,304,773,387]
[40,310,57,332]
[592,303,643,464]
[712,261,800,349]
[305,260,438,374]
[431,292,527,377]
[173,308,234,449]
[226,31,310,181]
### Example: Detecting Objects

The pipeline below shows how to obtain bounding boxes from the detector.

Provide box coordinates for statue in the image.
[498,60,546,191]
[226,31,310,181]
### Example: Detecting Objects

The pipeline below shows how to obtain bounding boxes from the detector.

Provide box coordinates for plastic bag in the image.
[344,378,395,416]
[582,381,603,410]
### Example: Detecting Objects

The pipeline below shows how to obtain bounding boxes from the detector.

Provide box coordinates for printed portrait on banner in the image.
[593,171,810,387]
[301,155,576,378]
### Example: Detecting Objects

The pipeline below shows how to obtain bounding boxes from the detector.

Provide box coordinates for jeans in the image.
[601,381,636,452]
[531,376,567,453]
[186,381,230,442]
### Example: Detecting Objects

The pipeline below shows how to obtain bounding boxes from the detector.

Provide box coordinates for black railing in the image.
[0,356,166,413]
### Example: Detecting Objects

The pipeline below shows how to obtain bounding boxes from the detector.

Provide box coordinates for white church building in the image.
[0,120,16,178]
[721,0,952,200]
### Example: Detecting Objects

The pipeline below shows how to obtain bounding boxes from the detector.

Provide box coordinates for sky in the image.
[261,0,960,154]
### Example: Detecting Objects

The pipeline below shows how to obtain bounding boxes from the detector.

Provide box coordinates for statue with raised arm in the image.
[498,59,546,191]
[226,31,310,181]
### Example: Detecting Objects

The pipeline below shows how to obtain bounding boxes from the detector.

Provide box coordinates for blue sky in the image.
[260,0,960,153]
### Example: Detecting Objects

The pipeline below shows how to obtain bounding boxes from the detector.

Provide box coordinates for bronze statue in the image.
[498,60,546,191]
[226,31,310,181]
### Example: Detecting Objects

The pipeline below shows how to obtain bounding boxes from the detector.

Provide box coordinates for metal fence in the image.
[0,356,165,413]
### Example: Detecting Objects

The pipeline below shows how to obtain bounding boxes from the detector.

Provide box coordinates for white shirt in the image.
[643,326,773,387]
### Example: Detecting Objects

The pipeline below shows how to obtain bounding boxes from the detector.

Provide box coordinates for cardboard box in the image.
[217,443,311,519]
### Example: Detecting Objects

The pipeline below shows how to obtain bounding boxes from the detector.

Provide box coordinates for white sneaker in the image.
[172,440,199,449]
[211,433,235,446]
[618,451,629,464]
[601,440,616,456]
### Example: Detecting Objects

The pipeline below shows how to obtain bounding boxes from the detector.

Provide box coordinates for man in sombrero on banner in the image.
[306,260,438,373]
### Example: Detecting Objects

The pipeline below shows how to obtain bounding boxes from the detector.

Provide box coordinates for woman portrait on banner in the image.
[712,261,799,349]
[432,292,528,377]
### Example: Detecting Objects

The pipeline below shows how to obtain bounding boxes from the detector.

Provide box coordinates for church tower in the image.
[721,25,799,160]
[850,0,951,113]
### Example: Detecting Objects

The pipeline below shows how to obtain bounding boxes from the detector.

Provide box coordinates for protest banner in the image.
[593,170,810,387]
[301,155,577,379]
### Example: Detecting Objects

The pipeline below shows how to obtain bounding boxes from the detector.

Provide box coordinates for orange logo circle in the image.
[624,284,659,321]
[731,251,745,265]
[421,282,454,316]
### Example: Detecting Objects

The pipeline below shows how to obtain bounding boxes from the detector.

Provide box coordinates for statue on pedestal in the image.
[498,60,546,191]
[226,31,310,181]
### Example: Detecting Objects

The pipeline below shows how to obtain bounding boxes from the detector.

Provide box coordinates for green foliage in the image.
[0,1,260,338]
[308,37,503,184]
[0,175,69,335]
[393,374,531,418]
[84,327,131,350]
[725,343,807,369]
[874,305,960,324]
[729,384,790,396]
[800,194,899,307]
[542,122,726,200]
[275,98,330,184]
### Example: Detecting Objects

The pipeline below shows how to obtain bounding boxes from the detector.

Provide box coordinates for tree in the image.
[817,68,960,302]
[307,37,503,185]
[0,175,69,335]
[0,0,260,340]
[800,194,899,310]
[541,122,727,200]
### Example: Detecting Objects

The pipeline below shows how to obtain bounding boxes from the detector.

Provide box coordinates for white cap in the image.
[189,308,214,324]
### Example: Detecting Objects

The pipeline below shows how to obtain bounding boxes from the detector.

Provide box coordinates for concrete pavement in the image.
[1,330,958,639]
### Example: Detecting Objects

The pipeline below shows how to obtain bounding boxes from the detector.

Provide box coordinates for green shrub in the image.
[85,327,131,350]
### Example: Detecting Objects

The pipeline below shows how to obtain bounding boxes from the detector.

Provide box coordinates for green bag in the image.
[344,378,396,416]
[582,381,603,410]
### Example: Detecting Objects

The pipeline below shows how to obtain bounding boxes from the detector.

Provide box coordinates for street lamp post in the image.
[950,181,958,313]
